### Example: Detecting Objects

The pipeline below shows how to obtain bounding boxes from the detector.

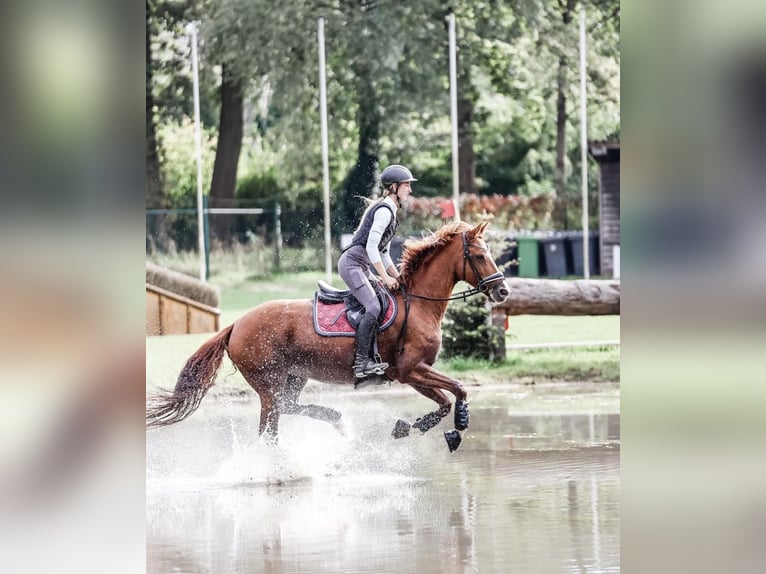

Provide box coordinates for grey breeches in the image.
[338,250,382,319]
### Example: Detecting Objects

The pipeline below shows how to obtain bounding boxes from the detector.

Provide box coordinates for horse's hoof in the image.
[392,419,411,439]
[444,430,462,452]
[454,400,469,431]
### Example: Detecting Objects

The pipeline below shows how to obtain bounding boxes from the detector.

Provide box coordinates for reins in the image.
[395,232,506,354]
[403,287,486,302]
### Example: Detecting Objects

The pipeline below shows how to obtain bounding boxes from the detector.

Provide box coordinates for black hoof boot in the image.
[444,430,462,452]
[391,419,411,439]
[412,410,443,434]
[454,400,469,431]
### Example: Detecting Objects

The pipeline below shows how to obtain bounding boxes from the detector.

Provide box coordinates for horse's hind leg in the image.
[257,389,281,439]
[239,369,283,439]
[279,375,344,433]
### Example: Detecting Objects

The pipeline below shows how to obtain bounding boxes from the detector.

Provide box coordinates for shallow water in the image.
[147,384,619,573]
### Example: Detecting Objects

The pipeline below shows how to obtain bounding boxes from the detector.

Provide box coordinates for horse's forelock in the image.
[399,221,472,284]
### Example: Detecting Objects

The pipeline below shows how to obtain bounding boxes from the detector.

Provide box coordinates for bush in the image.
[398,193,555,234]
[441,296,505,362]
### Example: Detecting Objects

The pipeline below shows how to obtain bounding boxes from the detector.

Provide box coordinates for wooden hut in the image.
[589,140,620,278]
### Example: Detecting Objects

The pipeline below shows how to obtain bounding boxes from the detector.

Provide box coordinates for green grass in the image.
[506,315,620,345]
[439,346,620,383]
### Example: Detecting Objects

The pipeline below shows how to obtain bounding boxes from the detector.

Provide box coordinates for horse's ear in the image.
[467,221,489,240]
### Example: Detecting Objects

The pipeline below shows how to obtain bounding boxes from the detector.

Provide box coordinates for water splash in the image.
[147,398,426,489]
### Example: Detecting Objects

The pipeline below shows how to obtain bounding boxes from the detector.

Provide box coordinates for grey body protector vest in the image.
[345,202,398,257]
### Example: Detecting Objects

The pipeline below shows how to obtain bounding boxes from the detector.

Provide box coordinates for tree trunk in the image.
[555,54,568,198]
[458,95,477,195]
[554,0,577,199]
[338,63,379,232]
[145,2,166,250]
[209,64,244,243]
[492,278,620,316]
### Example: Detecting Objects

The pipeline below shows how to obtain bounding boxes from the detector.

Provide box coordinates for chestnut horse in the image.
[146,221,510,451]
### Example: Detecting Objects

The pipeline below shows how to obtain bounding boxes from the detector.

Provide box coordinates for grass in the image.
[147,269,620,384]
[441,346,620,383]
[505,315,620,345]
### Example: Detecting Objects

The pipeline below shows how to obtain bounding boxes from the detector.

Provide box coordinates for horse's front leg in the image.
[410,386,451,434]
[396,364,470,451]
[410,364,470,431]
[391,384,450,438]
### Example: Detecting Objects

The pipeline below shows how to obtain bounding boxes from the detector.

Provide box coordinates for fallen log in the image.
[492,278,620,316]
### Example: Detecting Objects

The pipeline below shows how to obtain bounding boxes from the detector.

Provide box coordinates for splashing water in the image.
[147,398,426,490]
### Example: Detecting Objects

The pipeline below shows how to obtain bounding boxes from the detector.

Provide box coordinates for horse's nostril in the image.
[498,288,510,299]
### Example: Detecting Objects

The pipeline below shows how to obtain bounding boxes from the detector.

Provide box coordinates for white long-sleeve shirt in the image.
[365,196,397,269]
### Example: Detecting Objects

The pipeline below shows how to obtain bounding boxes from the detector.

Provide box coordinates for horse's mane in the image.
[399,221,474,285]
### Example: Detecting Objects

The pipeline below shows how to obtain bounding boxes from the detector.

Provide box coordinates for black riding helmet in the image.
[381,164,417,186]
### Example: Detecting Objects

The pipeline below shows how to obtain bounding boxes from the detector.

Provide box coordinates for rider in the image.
[338,164,416,379]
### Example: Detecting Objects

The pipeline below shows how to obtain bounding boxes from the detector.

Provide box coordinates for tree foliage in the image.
[146,0,620,246]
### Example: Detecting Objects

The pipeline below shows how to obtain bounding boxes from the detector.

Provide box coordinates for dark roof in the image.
[588,140,620,163]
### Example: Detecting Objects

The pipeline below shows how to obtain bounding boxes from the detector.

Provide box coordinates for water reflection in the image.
[147,387,619,573]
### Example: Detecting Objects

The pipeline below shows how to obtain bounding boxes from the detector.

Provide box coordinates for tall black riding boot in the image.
[353,313,388,378]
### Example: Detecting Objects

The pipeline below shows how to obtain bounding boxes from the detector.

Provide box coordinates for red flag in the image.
[440,199,456,219]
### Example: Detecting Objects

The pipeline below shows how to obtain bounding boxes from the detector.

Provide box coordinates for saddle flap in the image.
[313,288,398,337]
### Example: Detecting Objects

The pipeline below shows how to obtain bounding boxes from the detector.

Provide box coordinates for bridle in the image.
[404,232,506,302]
[395,231,506,354]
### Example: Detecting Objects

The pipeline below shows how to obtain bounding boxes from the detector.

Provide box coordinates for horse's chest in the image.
[422,331,442,362]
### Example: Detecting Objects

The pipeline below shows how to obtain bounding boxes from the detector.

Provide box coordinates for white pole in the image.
[447,13,460,221]
[190,23,207,281]
[579,5,590,279]
[318,18,332,284]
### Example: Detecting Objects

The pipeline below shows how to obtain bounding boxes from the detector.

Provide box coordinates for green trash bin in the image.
[516,236,540,277]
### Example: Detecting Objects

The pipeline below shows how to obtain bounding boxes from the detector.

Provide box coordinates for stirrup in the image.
[353,359,389,378]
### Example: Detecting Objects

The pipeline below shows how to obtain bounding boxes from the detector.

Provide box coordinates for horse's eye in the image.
[476,254,485,261]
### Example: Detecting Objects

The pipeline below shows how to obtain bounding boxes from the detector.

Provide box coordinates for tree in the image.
[207,64,243,241]
[147,0,620,251]
[201,0,320,239]
[146,1,164,215]
[451,1,521,195]
[513,0,620,198]
[322,0,453,231]
[147,0,218,247]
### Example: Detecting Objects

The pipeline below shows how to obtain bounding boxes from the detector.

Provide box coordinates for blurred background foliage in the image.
[146,0,619,254]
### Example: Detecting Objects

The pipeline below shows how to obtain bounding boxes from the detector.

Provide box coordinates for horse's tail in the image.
[146,324,234,428]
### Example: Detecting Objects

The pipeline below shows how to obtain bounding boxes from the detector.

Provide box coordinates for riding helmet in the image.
[381,164,417,186]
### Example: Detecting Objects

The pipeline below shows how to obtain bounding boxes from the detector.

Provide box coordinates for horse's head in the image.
[459,222,510,303]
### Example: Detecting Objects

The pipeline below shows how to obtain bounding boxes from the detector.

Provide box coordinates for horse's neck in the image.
[408,247,460,320]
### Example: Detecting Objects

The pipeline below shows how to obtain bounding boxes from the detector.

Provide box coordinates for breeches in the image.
[338,255,382,318]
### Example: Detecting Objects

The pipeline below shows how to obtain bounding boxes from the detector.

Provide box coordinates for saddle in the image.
[313,280,397,337]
